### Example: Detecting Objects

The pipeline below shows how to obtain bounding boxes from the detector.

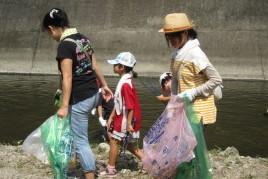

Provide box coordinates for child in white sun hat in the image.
[99,52,143,177]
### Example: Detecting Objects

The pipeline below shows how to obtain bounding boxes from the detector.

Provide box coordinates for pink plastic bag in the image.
[142,96,197,178]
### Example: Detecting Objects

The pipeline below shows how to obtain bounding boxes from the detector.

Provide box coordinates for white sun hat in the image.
[107,52,136,67]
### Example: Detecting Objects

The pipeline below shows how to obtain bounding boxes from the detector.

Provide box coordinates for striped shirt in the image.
[170,39,217,124]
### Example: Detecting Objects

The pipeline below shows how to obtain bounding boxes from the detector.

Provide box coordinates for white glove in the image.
[98,117,107,127]
[177,89,197,102]
[91,108,96,115]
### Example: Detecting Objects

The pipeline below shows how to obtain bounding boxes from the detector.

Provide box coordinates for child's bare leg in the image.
[127,143,143,160]
[108,137,120,166]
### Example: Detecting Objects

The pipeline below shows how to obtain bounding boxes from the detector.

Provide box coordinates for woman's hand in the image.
[101,86,114,101]
[177,89,197,102]
[57,106,69,119]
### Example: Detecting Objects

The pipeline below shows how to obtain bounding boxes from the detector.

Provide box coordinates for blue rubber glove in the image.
[177,89,197,102]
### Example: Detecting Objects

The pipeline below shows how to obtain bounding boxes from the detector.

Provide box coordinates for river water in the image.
[0,75,267,157]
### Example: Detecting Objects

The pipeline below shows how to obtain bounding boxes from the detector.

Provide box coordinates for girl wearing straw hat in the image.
[159,13,223,178]
[159,13,223,124]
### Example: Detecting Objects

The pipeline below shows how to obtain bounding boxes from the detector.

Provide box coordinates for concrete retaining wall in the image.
[0,0,267,80]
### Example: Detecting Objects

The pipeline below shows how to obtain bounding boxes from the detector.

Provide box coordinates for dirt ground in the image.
[0,144,267,179]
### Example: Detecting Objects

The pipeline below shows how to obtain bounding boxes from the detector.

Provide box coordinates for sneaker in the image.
[98,166,117,178]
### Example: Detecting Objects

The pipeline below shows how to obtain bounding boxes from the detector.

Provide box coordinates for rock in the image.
[97,142,110,153]
[219,146,239,157]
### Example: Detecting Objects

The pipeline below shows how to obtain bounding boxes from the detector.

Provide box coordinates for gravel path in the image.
[0,144,267,179]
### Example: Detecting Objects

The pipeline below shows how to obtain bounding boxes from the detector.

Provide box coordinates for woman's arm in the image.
[178,65,222,101]
[92,54,107,87]
[194,65,222,97]
[92,54,113,97]
[57,58,72,118]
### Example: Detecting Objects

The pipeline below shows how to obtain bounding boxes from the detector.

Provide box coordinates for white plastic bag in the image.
[22,127,49,164]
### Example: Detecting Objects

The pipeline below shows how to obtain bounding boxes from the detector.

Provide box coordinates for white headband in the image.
[49,9,59,18]
[159,72,172,85]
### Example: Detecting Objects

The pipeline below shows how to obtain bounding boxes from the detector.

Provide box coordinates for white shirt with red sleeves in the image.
[112,73,142,140]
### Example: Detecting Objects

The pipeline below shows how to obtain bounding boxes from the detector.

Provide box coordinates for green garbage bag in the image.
[176,98,212,179]
[41,114,73,179]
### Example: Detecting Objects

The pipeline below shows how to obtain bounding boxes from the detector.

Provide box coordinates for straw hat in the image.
[159,13,194,33]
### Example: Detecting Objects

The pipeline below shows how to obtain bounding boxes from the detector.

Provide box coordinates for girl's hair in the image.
[160,72,172,88]
[42,8,69,31]
[118,64,138,78]
[165,28,198,47]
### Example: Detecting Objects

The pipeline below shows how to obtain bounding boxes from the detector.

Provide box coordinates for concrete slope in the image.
[0,0,267,80]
